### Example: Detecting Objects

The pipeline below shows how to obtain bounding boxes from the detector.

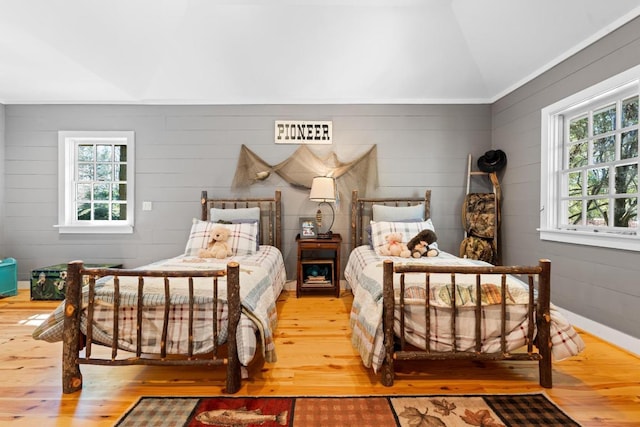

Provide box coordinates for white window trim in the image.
[56,131,135,234]
[540,64,640,251]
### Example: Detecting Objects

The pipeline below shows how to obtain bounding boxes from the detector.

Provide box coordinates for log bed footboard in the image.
[62,260,242,394]
[381,259,552,388]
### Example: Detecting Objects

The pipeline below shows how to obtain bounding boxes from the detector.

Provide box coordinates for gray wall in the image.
[492,16,640,339]
[3,104,490,281]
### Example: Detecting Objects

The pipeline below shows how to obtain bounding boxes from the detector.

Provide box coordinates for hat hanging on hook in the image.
[477,149,507,173]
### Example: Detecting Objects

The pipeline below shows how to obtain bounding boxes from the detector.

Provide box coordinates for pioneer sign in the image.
[274,120,332,144]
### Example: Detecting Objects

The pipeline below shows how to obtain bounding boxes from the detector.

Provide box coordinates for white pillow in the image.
[370,220,436,256]
[185,219,258,257]
[210,206,260,222]
[372,203,424,222]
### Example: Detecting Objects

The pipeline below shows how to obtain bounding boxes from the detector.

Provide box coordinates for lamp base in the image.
[316,231,333,239]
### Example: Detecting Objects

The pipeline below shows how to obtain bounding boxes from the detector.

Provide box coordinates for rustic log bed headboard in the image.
[350,189,431,251]
[201,190,282,251]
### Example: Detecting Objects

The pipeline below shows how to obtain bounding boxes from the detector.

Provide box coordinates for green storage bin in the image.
[31,262,123,300]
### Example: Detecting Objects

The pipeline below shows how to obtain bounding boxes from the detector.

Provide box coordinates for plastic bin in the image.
[0,258,18,298]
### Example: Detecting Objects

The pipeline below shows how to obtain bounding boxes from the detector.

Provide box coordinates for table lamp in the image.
[309,176,336,238]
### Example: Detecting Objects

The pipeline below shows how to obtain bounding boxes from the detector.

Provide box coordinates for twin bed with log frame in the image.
[35,191,284,394]
[346,189,584,388]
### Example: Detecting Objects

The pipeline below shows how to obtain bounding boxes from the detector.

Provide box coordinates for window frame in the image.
[57,130,135,234]
[540,65,640,251]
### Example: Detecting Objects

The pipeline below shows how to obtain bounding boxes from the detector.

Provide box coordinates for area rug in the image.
[115,393,581,427]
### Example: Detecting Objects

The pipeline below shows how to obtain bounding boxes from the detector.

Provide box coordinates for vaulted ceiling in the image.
[1,0,639,105]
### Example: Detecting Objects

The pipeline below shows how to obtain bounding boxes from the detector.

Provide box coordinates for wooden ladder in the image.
[465,154,502,264]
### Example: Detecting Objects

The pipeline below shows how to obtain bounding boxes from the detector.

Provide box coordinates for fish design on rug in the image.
[195,407,288,426]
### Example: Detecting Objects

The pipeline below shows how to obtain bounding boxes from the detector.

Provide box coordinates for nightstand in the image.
[296,233,342,298]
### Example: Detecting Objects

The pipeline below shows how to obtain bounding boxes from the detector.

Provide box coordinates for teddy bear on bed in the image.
[198,226,233,259]
[407,229,440,258]
[379,232,411,258]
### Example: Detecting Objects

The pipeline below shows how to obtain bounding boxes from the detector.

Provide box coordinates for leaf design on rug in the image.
[430,398,457,415]
[398,406,446,427]
[460,409,505,427]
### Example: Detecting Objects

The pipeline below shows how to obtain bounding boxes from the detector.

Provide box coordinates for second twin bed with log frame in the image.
[345,189,584,388]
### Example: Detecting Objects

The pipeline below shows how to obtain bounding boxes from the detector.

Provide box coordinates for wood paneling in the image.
[3,103,490,280]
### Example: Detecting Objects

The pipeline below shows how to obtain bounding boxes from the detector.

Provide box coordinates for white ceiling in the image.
[1,0,639,105]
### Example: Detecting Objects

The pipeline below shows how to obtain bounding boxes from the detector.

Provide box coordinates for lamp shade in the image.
[309,176,336,202]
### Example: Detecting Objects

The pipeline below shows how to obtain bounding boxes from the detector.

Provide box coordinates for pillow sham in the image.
[185,218,259,257]
[216,219,260,249]
[370,219,436,256]
[366,218,423,245]
[372,203,424,222]
[210,207,261,248]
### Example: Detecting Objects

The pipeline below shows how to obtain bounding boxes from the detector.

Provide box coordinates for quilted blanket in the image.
[346,246,585,372]
[32,246,286,366]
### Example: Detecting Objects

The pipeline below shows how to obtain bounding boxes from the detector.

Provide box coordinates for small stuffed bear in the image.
[198,226,232,259]
[407,229,439,258]
[378,232,411,258]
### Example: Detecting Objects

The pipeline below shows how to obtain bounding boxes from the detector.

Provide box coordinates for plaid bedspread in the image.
[346,246,585,372]
[32,246,287,366]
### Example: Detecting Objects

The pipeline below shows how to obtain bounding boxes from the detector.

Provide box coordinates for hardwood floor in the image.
[1,288,639,426]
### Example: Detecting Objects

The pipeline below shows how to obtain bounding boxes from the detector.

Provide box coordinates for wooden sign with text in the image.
[274,120,332,144]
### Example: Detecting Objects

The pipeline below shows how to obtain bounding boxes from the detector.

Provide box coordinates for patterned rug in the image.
[115,393,581,427]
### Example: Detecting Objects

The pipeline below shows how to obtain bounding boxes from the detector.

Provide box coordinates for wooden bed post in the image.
[381,260,395,386]
[274,190,282,251]
[225,262,242,393]
[201,191,208,221]
[537,259,553,388]
[62,261,84,393]
[351,190,359,252]
[424,190,431,220]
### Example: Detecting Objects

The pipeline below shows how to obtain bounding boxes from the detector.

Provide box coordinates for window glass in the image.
[568,141,587,168]
[593,136,615,164]
[569,116,588,141]
[593,104,616,135]
[58,131,134,234]
[622,96,638,127]
[540,67,640,250]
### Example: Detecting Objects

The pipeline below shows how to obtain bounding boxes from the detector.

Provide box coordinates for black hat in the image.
[477,149,507,173]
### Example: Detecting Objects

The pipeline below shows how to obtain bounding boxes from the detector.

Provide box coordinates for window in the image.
[57,131,135,234]
[540,65,639,251]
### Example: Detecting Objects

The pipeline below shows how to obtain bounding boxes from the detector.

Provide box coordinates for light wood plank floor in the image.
[1,288,639,426]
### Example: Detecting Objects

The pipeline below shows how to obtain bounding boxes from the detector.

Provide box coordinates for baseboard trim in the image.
[556,306,640,356]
